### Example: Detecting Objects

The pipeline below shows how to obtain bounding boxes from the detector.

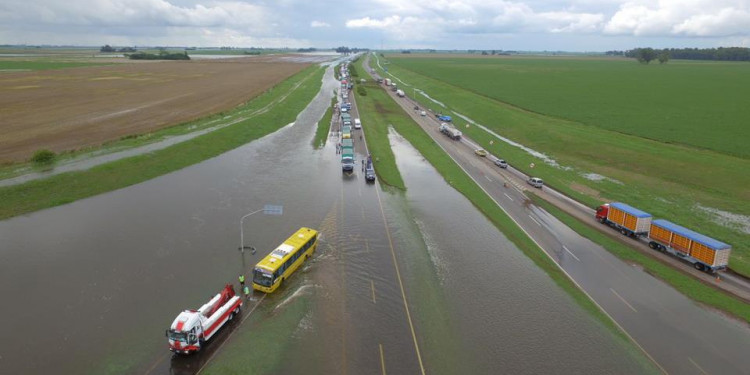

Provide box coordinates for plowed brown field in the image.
[0,56,310,163]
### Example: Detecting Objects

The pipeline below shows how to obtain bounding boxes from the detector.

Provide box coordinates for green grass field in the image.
[0,60,107,71]
[388,56,750,158]
[373,54,750,276]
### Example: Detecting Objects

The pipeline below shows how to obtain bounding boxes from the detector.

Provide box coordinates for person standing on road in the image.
[239,274,245,290]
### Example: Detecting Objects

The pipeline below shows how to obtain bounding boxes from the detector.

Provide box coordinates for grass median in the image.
[0,66,324,220]
[530,194,750,323]
[313,95,336,149]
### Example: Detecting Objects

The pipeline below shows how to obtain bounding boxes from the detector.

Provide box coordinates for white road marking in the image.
[529,215,542,227]
[688,357,709,375]
[610,288,638,313]
[563,246,581,262]
[485,175,492,182]
[504,193,514,201]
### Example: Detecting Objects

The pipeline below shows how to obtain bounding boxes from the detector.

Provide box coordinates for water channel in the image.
[1,63,653,374]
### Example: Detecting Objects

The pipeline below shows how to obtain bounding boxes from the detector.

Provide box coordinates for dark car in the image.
[365,167,376,182]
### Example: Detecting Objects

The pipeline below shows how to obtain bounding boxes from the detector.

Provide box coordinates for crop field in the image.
[0,60,108,71]
[388,55,750,158]
[375,54,750,276]
[0,55,309,162]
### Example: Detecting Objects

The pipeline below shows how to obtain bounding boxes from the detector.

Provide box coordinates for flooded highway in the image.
[2,60,653,374]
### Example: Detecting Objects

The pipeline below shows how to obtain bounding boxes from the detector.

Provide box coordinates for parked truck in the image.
[396,89,405,97]
[595,202,652,237]
[439,123,462,140]
[166,284,242,354]
[596,202,732,273]
[384,78,391,86]
[648,219,731,272]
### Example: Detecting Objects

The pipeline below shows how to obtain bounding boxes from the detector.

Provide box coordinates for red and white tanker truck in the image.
[166,284,242,354]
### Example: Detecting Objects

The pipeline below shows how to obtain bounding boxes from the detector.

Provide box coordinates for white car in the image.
[354,118,362,129]
[528,177,544,188]
[420,110,427,116]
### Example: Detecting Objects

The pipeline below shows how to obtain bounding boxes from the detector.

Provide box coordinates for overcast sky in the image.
[1,0,749,51]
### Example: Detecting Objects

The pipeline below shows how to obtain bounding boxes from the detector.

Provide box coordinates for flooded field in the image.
[1,63,652,374]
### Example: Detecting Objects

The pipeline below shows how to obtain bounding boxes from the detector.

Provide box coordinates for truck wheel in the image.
[620,229,628,236]
[649,242,658,250]
[694,263,705,272]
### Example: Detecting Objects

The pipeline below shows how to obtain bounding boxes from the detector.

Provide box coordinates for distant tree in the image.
[481,51,488,55]
[401,50,411,54]
[634,48,657,64]
[658,51,670,64]
[100,44,115,53]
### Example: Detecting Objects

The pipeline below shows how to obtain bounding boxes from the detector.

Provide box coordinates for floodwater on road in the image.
[2,59,652,374]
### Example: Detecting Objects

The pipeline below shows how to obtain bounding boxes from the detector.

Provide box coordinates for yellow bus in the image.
[252,227,319,293]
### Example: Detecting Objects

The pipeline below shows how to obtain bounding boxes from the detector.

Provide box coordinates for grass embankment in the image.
[313,95,336,149]
[353,68,405,190]
[530,194,750,323]
[373,54,750,276]
[0,60,108,71]
[0,66,324,220]
[356,58,636,346]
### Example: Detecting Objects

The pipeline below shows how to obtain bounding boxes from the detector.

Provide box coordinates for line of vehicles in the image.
[596,202,731,272]
[338,63,375,183]
[167,227,320,354]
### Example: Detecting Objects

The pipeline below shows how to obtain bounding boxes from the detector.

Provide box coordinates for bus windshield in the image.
[253,268,274,287]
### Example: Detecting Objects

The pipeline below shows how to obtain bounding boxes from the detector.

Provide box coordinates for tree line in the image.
[608,47,750,63]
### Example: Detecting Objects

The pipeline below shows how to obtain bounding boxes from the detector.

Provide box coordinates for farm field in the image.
[0,55,309,162]
[388,55,750,158]
[0,60,109,71]
[375,54,750,276]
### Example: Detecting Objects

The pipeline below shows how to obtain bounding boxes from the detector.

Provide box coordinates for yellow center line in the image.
[374,185,426,375]
[379,343,387,375]
[371,280,376,304]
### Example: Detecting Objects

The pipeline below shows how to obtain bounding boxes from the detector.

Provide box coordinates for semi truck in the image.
[166,284,242,354]
[439,123,462,140]
[396,89,405,97]
[596,202,732,273]
[341,113,352,127]
[595,202,652,237]
[648,219,731,272]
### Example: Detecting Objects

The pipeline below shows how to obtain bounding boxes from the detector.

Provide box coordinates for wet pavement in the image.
[2,57,666,374]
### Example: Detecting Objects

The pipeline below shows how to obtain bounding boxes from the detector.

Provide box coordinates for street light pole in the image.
[238,204,283,277]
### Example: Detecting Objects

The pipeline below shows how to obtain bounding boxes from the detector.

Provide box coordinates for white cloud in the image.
[346,15,403,29]
[604,0,750,37]
[310,20,330,28]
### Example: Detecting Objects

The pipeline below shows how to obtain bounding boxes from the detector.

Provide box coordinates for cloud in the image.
[346,1,604,41]
[604,0,750,37]
[310,20,330,28]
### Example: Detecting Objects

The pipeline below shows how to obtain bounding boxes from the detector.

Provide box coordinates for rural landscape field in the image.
[0,55,309,162]
[377,54,750,276]
[3,0,750,372]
